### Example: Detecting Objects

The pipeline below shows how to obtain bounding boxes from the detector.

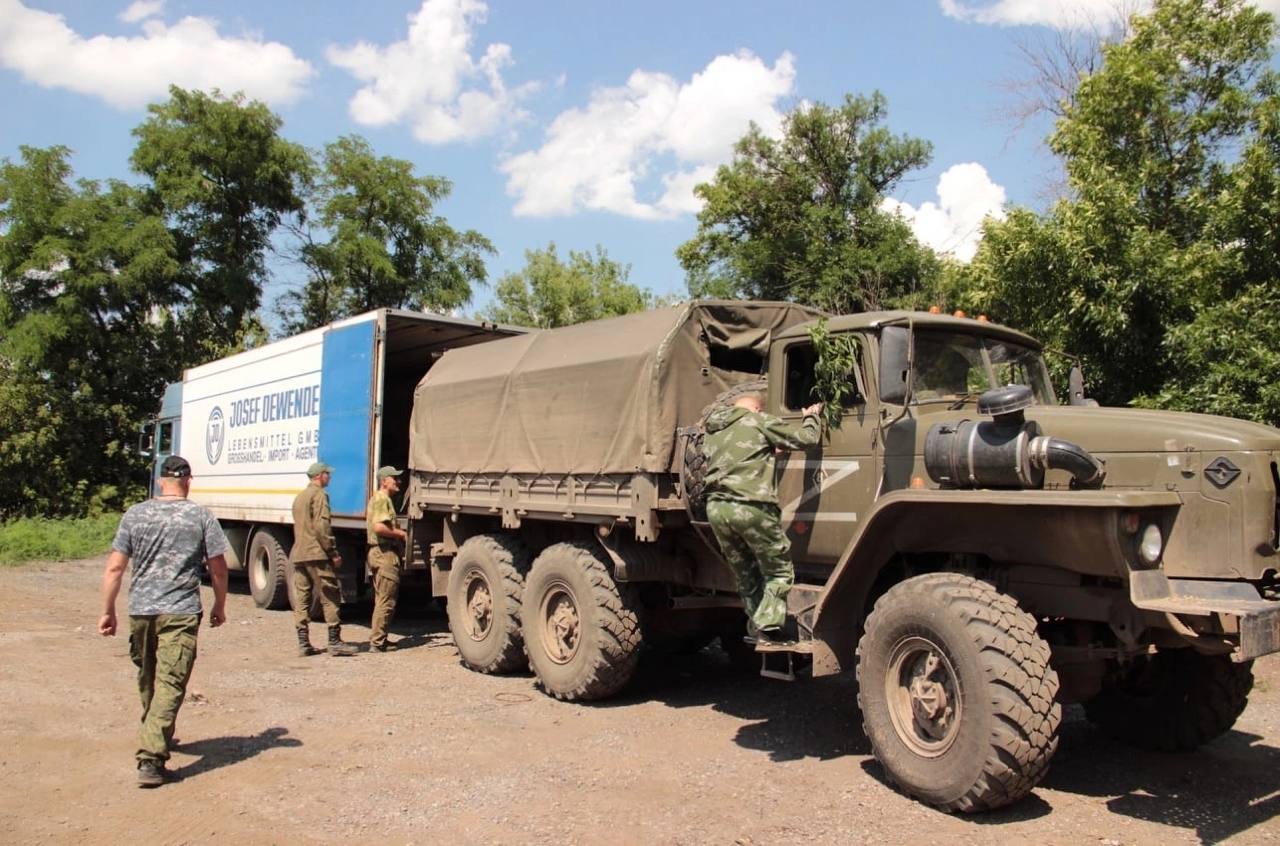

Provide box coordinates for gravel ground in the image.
[0,557,1277,845]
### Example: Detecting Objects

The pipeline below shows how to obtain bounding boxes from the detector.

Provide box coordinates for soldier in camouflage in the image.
[291,461,357,656]
[703,394,823,638]
[99,454,229,787]
[366,466,408,651]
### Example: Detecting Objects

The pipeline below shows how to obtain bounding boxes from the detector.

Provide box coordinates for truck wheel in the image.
[446,534,531,673]
[247,529,289,609]
[856,573,1061,813]
[522,542,642,701]
[1083,649,1254,751]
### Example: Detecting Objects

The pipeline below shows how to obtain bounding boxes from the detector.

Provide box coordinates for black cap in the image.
[160,455,192,478]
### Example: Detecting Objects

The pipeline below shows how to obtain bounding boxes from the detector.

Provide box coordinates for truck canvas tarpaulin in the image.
[409,300,824,475]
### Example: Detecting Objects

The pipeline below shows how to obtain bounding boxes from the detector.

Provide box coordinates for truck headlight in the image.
[1139,524,1163,564]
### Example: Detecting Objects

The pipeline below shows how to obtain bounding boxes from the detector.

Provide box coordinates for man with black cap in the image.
[290,461,357,656]
[99,454,229,787]
[366,465,408,651]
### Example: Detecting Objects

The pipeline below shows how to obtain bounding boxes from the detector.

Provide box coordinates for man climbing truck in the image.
[402,301,1280,813]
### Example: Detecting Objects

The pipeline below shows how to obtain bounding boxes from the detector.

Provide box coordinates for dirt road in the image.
[1,558,1277,845]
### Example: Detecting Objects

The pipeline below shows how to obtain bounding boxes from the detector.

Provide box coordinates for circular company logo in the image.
[206,406,225,465]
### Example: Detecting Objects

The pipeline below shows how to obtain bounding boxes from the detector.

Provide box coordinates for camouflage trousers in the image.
[367,547,402,649]
[706,498,794,630]
[292,559,342,628]
[129,614,200,764]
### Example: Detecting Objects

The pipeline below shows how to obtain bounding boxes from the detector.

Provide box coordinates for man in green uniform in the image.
[99,454,229,787]
[366,465,408,652]
[291,461,357,657]
[703,393,823,639]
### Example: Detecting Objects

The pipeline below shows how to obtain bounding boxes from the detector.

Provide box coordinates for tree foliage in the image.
[957,0,1280,419]
[0,146,178,516]
[278,136,493,333]
[131,86,310,356]
[1,90,494,517]
[483,243,654,328]
[676,93,941,313]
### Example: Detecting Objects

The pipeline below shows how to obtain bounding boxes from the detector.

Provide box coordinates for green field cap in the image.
[307,461,334,478]
[377,465,404,480]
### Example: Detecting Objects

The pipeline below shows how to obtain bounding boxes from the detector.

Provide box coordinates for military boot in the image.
[297,626,320,657]
[327,625,357,656]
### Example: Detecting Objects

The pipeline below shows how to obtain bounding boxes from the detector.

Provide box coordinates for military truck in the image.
[402,300,1280,813]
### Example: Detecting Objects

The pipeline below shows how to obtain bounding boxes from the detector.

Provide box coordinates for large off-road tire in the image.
[1083,649,1254,752]
[247,528,289,610]
[856,573,1061,813]
[446,534,531,673]
[522,542,643,701]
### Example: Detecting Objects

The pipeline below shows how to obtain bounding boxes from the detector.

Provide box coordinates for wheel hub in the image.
[541,583,581,665]
[886,636,962,757]
[463,573,493,641]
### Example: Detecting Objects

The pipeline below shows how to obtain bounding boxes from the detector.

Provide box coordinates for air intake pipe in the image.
[923,385,1106,490]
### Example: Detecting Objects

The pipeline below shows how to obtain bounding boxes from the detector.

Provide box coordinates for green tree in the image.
[676,93,940,313]
[483,244,654,328]
[277,136,493,333]
[131,86,310,354]
[0,146,180,517]
[959,0,1280,417]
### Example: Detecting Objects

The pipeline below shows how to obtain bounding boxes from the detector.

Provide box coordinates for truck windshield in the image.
[882,327,1055,406]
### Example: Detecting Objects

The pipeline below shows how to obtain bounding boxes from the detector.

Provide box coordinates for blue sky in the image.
[2,0,1277,319]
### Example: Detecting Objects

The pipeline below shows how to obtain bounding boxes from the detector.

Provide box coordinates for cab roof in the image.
[774,309,1043,350]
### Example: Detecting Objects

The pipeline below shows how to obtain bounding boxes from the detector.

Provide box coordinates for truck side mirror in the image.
[138,422,155,458]
[1068,365,1099,407]
[879,325,914,405]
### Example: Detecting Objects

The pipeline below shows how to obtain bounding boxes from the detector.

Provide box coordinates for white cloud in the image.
[119,1,163,24]
[327,0,534,144]
[501,50,796,220]
[940,0,1280,30]
[0,0,314,108]
[882,162,1007,262]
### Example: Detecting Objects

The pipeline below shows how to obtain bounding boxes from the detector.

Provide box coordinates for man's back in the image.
[704,405,821,504]
[291,484,331,561]
[113,498,225,615]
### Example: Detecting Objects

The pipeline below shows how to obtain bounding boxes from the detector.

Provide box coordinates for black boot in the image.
[297,626,320,657]
[327,625,357,656]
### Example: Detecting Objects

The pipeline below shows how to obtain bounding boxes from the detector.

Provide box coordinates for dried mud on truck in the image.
[401,300,1280,813]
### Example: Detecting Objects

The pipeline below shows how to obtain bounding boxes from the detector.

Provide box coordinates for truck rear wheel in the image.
[856,573,1061,813]
[447,534,531,673]
[1083,649,1254,751]
[247,528,289,610]
[522,542,642,701]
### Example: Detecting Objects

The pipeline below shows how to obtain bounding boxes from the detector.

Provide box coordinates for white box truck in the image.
[142,308,522,610]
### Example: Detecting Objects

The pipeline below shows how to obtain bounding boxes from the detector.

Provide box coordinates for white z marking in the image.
[779,458,861,522]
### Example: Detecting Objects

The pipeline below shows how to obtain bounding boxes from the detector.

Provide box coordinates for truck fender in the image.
[809,488,1183,675]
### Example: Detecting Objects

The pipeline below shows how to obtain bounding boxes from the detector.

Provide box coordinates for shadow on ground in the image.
[171,726,301,780]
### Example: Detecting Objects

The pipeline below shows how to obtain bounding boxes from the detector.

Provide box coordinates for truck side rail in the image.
[411,470,683,542]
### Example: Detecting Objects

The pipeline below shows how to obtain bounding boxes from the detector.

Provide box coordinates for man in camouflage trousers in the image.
[291,460,357,656]
[703,394,823,639]
[366,466,408,652]
[99,454,229,787]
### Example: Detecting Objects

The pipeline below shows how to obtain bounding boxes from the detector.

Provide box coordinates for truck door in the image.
[775,335,878,567]
[319,320,378,518]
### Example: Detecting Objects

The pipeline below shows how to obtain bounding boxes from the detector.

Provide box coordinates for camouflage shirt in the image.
[703,406,822,504]
[112,498,229,615]
[366,489,399,547]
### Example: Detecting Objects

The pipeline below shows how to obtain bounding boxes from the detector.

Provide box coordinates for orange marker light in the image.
[910,476,926,489]
[928,305,942,314]
[953,310,967,319]
[977,314,989,322]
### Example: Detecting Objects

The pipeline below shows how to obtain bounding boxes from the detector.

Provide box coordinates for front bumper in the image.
[1130,571,1280,660]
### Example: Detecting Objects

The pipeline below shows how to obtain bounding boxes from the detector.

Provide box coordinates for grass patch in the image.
[0,513,121,566]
